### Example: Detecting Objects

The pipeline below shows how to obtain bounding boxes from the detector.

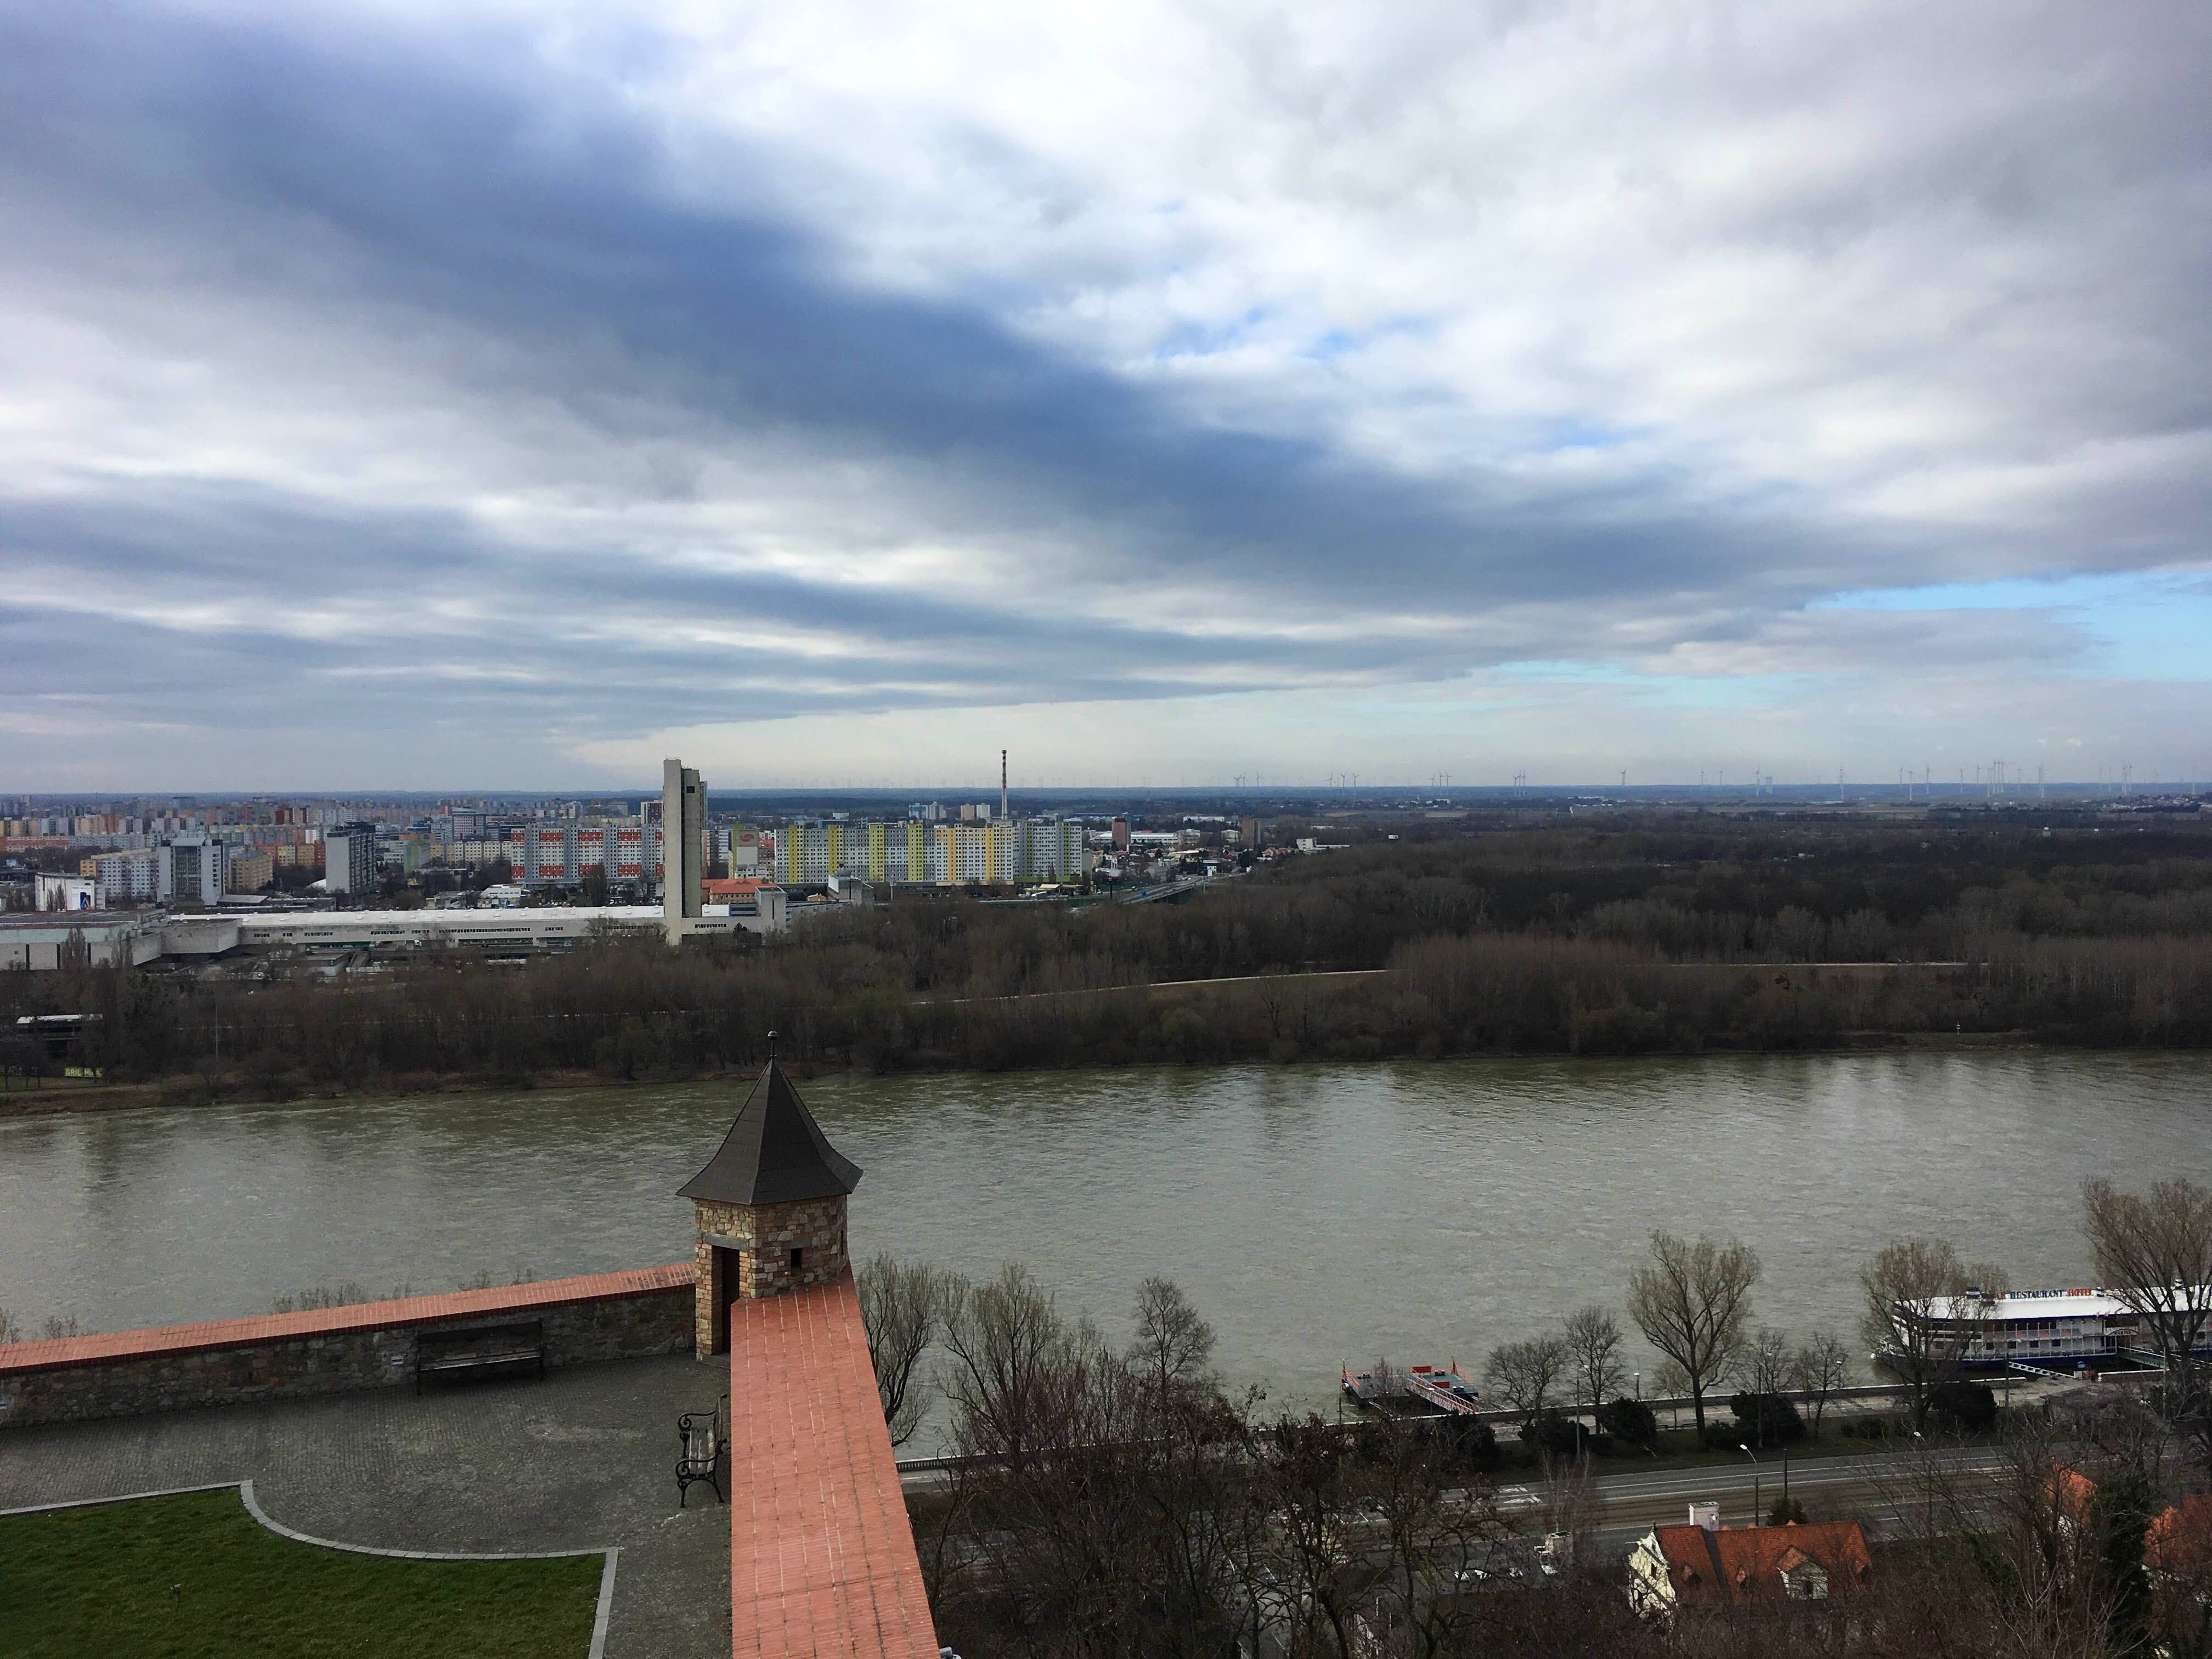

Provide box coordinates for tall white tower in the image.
[662,757,705,939]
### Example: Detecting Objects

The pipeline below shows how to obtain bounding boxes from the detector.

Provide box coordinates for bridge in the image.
[1114,875,1216,905]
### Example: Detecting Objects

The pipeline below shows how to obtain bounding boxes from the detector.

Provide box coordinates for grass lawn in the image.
[0,1488,603,1659]
[1626,1424,1897,1470]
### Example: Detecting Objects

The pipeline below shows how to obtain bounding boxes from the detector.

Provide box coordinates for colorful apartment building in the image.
[774,817,1083,887]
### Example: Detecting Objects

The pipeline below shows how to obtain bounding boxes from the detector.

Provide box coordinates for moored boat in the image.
[1878,1285,2212,1374]
[1342,1361,1482,1416]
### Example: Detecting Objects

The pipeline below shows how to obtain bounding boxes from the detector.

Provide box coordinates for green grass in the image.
[1626,1424,1899,1470]
[0,1488,603,1659]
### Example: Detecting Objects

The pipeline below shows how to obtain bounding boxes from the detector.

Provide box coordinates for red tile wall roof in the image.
[0,1264,696,1375]
[2150,1495,2212,1576]
[728,1271,940,1658]
[1650,1520,1874,1607]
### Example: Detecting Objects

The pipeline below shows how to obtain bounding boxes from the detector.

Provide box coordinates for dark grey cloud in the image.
[0,2,2207,784]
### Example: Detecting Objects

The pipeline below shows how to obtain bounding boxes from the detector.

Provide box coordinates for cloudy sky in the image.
[4,2,2209,791]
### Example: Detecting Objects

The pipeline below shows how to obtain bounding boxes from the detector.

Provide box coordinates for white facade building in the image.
[91,852,158,907]
[324,826,381,895]
[156,835,228,907]
[33,874,96,911]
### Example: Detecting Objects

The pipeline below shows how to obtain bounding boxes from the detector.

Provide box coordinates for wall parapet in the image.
[0,1264,696,1430]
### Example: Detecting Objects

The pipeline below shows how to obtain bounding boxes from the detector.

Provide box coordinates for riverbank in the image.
[8,1052,2210,1420]
[0,1027,2047,1120]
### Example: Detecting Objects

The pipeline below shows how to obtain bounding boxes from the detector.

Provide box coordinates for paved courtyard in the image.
[0,1355,734,1659]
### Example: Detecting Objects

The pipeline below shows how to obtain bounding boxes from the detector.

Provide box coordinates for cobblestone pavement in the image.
[0,1355,733,1659]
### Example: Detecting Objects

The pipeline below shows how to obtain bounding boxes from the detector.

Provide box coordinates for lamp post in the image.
[1740,1444,1760,1526]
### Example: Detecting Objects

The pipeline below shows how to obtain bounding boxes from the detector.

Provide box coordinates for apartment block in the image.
[156,836,228,907]
[774,817,1082,887]
[226,850,274,893]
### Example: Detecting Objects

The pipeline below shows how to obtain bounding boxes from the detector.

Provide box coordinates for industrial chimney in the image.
[1001,749,1008,821]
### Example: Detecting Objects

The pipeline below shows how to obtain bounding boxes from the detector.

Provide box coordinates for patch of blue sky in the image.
[1301,315,1434,361]
[1151,307,1273,360]
[1532,419,1639,453]
[1485,662,1839,710]
[1815,569,2212,682]
[1494,658,1647,686]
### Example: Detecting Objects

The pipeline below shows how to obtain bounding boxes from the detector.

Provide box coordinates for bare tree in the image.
[1352,1416,1522,1658]
[1562,1306,1626,1418]
[1537,1452,1601,1581]
[1745,1325,1795,1396]
[939,1262,1088,1468]
[1861,1237,1999,1430]
[857,1252,954,1447]
[2083,1176,2212,1466]
[1877,1411,2120,1659]
[1627,1230,1760,1436]
[1128,1276,1217,1396]
[1484,1333,1569,1418]
[1792,1330,1854,1435]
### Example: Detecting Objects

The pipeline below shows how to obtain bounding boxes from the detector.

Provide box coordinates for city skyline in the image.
[4,4,2209,789]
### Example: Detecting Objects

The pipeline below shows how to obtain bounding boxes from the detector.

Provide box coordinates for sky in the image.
[3,1,2209,792]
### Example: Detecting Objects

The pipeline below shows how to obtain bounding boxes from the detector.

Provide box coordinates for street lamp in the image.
[1740,1444,1760,1526]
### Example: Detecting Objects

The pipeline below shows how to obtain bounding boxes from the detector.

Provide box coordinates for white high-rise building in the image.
[156,835,228,907]
[662,758,706,939]
[324,824,381,895]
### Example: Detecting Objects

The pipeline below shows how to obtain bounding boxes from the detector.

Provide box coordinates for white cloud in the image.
[1,0,2208,786]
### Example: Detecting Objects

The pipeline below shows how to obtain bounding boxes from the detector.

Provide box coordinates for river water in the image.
[5,1053,2208,1424]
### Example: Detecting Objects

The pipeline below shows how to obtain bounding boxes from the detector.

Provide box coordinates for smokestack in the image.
[1001,749,1008,821]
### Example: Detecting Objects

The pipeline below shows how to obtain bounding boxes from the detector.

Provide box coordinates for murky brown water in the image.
[6,1052,2208,1426]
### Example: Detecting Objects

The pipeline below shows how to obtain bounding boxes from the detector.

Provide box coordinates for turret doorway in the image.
[712,1246,743,1355]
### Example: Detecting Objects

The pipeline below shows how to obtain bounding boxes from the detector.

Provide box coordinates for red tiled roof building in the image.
[1630,1514,1874,1615]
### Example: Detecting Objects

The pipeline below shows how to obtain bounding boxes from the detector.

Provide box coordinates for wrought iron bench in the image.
[678,1394,729,1506]
[414,1319,546,1395]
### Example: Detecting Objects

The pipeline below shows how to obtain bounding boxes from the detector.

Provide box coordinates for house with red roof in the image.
[2147,1494,2212,1582]
[1629,1508,1873,1616]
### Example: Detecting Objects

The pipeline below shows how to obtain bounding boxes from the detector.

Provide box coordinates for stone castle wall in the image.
[691,1195,850,1354]
[0,1265,693,1431]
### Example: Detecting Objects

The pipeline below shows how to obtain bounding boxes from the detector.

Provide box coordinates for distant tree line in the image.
[6,819,2212,1094]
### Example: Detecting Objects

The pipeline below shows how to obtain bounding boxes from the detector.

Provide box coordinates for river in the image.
[4,1052,2207,1425]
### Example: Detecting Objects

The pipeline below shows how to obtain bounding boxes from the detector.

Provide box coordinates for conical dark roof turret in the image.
[678,1054,861,1207]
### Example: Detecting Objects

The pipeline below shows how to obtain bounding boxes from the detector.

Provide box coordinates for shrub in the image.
[1519,1409,1589,1457]
[1438,1417,1499,1472]
[1725,1392,1805,1446]
[1927,1380,1999,1434]
[1599,1396,1659,1451]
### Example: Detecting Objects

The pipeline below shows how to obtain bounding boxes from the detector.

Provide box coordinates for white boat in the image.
[1880,1285,2212,1373]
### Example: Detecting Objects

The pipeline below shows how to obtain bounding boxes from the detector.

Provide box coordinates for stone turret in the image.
[676,1041,861,1357]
